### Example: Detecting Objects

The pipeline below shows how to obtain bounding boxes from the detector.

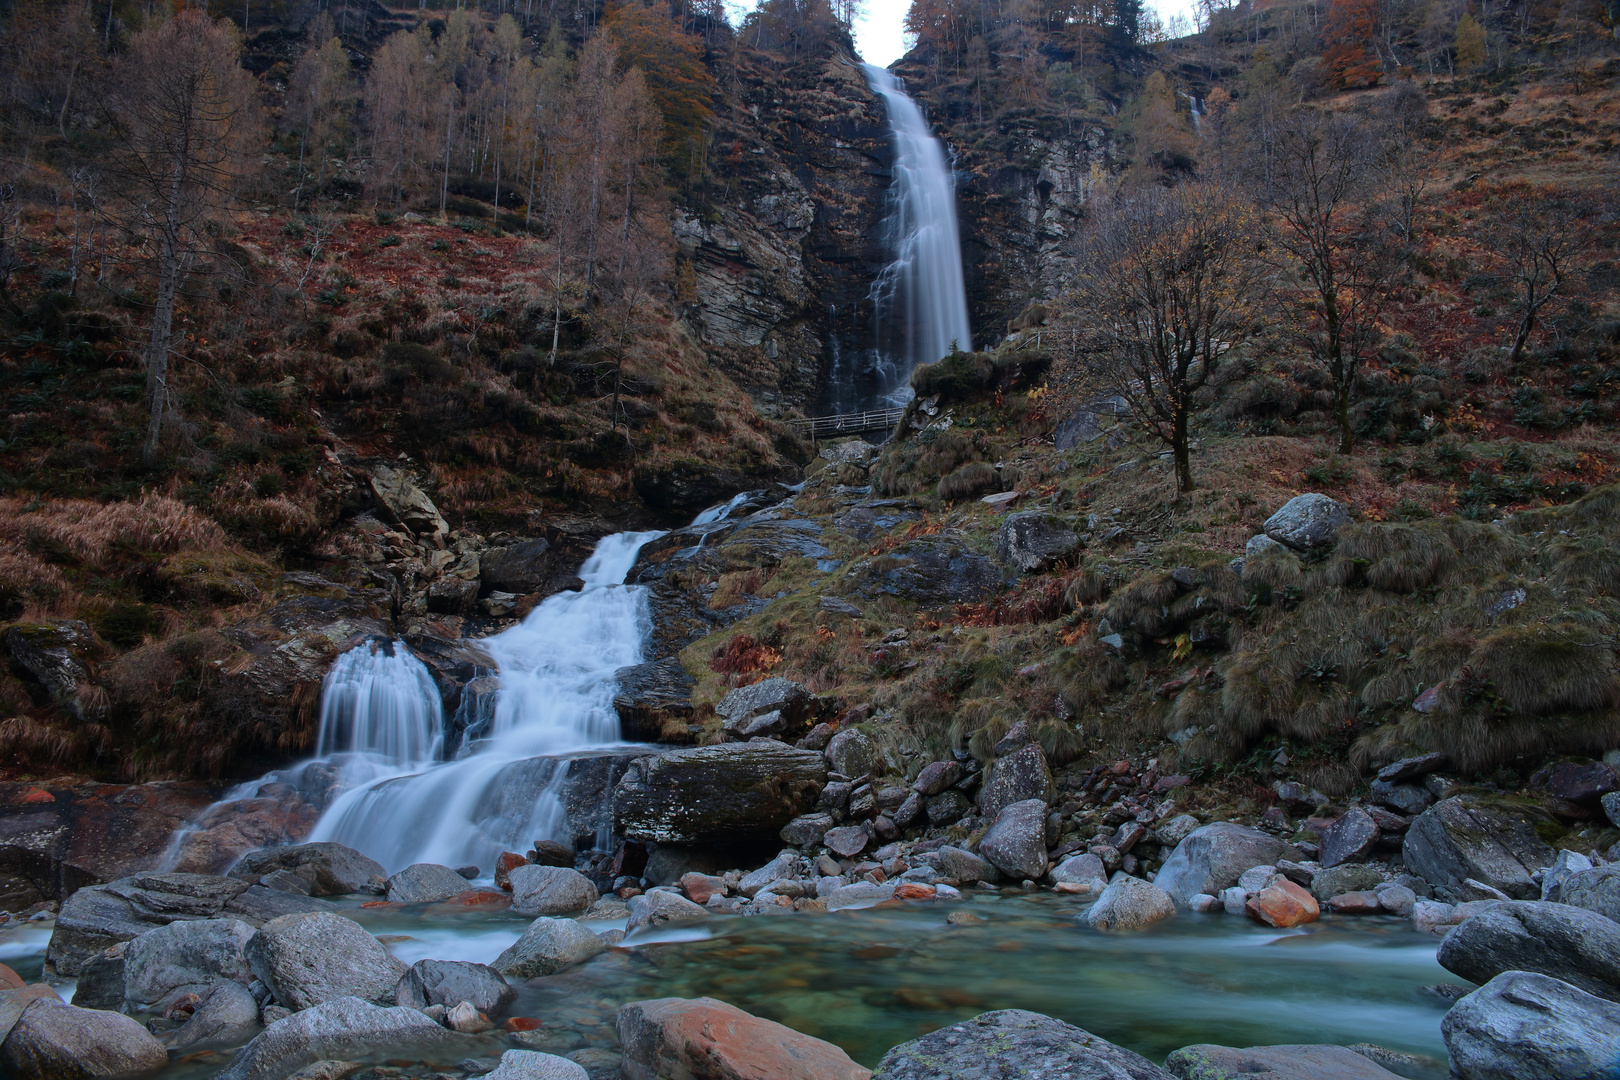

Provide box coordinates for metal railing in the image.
[786,407,906,438]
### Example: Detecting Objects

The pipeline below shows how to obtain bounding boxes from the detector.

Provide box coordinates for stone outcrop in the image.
[244,912,406,1010]
[492,917,607,979]
[1437,901,1620,1002]
[1154,823,1300,907]
[228,842,386,897]
[615,742,826,846]
[612,657,697,743]
[0,996,169,1080]
[1402,796,1556,900]
[4,620,104,720]
[1164,1043,1405,1080]
[1442,971,1620,1080]
[215,996,470,1080]
[996,513,1081,573]
[1263,494,1352,550]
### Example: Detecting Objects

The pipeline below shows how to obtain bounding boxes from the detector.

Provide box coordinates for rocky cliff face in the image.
[677,41,893,416]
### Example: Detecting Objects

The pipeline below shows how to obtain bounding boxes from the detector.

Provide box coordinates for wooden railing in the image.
[786,407,906,439]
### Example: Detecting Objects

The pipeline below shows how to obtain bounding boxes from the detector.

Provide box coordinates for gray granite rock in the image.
[1560,865,1620,923]
[167,980,261,1052]
[978,743,1055,819]
[1439,901,1620,1002]
[1403,796,1556,900]
[625,891,709,935]
[244,912,406,1010]
[122,916,257,1009]
[1264,494,1350,549]
[385,863,469,904]
[1154,824,1299,906]
[229,843,386,897]
[872,1009,1172,1079]
[216,996,469,1080]
[508,866,599,917]
[1165,1043,1405,1079]
[493,918,607,978]
[1442,971,1620,1080]
[0,997,168,1079]
[394,959,515,1016]
[1084,877,1175,932]
[978,800,1050,881]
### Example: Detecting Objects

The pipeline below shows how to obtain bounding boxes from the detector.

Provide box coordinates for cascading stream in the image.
[860,64,973,410]
[306,530,664,872]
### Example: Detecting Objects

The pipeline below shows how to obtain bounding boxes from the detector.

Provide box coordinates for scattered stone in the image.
[978,744,1055,819]
[0,997,169,1079]
[926,790,972,826]
[1236,865,1277,893]
[1263,494,1350,550]
[738,852,798,898]
[229,844,388,898]
[1329,891,1384,914]
[168,981,261,1052]
[1156,815,1200,848]
[1375,753,1450,784]
[394,959,515,1016]
[824,826,870,859]
[1246,880,1319,928]
[1369,780,1431,817]
[912,761,965,796]
[484,1049,589,1080]
[1310,864,1386,904]
[625,891,709,936]
[1437,901,1620,1003]
[1442,971,1620,1080]
[1537,761,1620,807]
[385,863,471,905]
[1411,900,1464,935]
[245,912,406,1011]
[121,916,256,1009]
[617,996,870,1080]
[872,1008,1171,1079]
[825,729,877,779]
[824,883,895,911]
[1320,809,1380,868]
[492,918,607,979]
[1051,853,1107,886]
[1187,894,1220,913]
[1540,850,1594,903]
[1376,884,1417,916]
[715,678,812,738]
[818,596,864,619]
[996,513,1081,574]
[1220,887,1250,916]
[1154,824,1299,907]
[781,812,834,847]
[1085,877,1176,932]
[1560,865,1620,923]
[938,846,1000,884]
[679,873,726,905]
[979,800,1050,881]
[1165,1043,1406,1079]
[507,866,599,917]
[1603,791,1620,828]
[215,996,468,1080]
[1403,796,1556,900]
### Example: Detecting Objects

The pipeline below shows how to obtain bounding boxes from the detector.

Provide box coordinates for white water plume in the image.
[864,64,973,406]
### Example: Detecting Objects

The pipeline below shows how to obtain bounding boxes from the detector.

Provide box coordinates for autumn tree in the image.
[1060,184,1270,493]
[1378,81,1434,258]
[1260,108,1391,455]
[1482,187,1593,365]
[605,0,716,174]
[108,11,262,464]
[285,16,355,208]
[1454,12,1486,73]
[1322,0,1383,89]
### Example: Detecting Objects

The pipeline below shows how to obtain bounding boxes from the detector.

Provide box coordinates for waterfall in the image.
[314,640,442,766]
[863,64,973,408]
[306,530,664,871]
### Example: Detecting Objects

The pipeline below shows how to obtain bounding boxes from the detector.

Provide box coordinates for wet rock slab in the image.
[1164,1043,1406,1079]
[872,1009,1171,1079]
[617,996,870,1080]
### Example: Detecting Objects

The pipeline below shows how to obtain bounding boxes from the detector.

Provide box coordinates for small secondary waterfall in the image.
[315,641,443,766]
[862,64,973,408]
[307,530,663,870]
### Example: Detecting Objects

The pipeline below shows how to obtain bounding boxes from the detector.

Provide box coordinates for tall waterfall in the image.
[863,64,973,407]
[306,530,663,871]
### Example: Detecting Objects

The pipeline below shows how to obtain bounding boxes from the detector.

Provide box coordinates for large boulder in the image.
[1561,865,1620,923]
[45,871,281,976]
[1402,796,1557,900]
[938,846,1001,884]
[216,996,470,1080]
[1263,494,1350,550]
[0,997,168,1080]
[167,980,261,1052]
[385,863,470,904]
[369,465,448,539]
[612,657,696,743]
[1442,971,1620,1080]
[0,779,219,911]
[978,800,1050,881]
[121,917,256,1008]
[1153,824,1300,907]
[508,865,598,916]
[978,743,1055,818]
[244,912,406,1010]
[1085,877,1176,932]
[996,513,1081,574]
[394,959,515,1017]
[625,891,710,936]
[715,678,812,739]
[871,1009,1171,1079]
[480,539,581,598]
[617,996,870,1080]
[1437,901,1620,1003]
[229,843,386,897]
[1319,808,1379,868]
[615,742,826,846]
[1165,1043,1406,1079]
[492,918,607,979]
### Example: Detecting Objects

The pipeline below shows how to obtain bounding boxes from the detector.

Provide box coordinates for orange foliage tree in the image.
[1322,0,1383,89]
[605,0,717,172]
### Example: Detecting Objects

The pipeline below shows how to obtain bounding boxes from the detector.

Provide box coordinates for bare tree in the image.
[1378,81,1435,260]
[1060,183,1270,493]
[1262,108,1391,455]
[108,11,262,464]
[1485,188,1593,366]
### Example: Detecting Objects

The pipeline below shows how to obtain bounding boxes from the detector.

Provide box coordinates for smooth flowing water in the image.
[836,65,973,413]
[306,531,664,872]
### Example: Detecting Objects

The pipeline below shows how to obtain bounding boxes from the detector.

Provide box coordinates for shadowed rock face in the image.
[1402,795,1556,900]
[615,743,827,846]
[873,1009,1169,1080]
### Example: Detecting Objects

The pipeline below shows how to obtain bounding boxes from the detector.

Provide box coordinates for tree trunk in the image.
[144,165,186,465]
[1336,385,1354,455]
[1173,405,1194,493]
[1508,305,1536,365]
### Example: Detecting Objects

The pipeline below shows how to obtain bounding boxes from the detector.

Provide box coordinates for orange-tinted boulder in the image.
[1246,879,1320,928]
[494,852,528,892]
[617,996,870,1080]
[893,883,937,901]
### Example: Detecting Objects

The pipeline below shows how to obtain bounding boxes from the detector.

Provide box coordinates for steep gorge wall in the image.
[676,43,894,416]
